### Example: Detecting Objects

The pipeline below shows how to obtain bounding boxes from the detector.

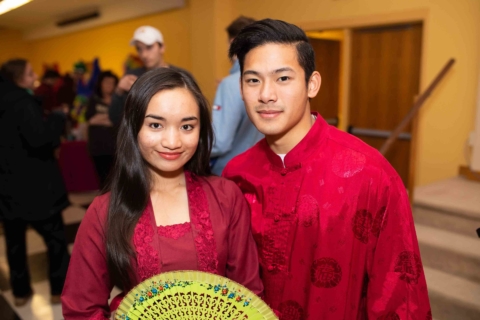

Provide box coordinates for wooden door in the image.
[348,23,422,186]
[309,38,341,126]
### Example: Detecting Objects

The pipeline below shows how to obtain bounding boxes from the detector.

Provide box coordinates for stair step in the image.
[416,224,480,283]
[425,266,480,320]
[414,176,480,221]
[413,205,480,238]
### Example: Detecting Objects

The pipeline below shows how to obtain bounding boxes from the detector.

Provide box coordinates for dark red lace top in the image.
[61,172,263,320]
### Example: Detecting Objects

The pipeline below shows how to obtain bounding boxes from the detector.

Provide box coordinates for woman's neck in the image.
[150,169,186,193]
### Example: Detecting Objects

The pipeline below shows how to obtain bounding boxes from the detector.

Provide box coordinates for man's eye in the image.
[279,76,290,82]
[246,78,259,83]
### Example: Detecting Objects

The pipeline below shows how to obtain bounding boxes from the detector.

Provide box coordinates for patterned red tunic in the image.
[223,113,431,319]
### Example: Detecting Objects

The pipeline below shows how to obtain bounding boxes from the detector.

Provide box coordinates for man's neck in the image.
[267,112,316,155]
[148,61,169,71]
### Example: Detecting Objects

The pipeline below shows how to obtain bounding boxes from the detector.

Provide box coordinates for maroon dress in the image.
[61,172,263,320]
[223,113,431,319]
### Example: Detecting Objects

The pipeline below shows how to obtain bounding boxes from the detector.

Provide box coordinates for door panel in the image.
[309,38,341,125]
[349,23,422,186]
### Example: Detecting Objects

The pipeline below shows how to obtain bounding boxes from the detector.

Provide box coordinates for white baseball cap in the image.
[130,26,164,46]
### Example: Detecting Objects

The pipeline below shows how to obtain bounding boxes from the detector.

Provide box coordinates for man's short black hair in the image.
[229,19,315,84]
[226,16,256,40]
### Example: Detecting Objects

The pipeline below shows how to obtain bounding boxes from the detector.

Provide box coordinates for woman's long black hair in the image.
[105,68,213,290]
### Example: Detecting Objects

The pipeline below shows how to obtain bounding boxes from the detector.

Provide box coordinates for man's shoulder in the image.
[324,126,397,176]
[223,140,265,176]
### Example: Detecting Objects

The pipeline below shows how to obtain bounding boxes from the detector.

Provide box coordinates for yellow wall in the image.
[233,0,480,187]
[28,7,191,82]
[0,29,30,63]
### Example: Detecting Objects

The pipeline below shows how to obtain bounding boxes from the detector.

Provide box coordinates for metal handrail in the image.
[348,126,411,140]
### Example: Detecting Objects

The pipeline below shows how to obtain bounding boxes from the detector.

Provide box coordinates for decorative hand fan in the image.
[115,270,277,320]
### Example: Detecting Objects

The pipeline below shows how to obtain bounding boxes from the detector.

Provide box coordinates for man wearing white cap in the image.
[109,26,194,126]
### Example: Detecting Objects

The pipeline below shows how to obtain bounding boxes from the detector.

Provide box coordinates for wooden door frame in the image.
[297,9,429,197]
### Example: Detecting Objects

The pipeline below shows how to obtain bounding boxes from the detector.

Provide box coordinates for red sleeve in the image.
[61,196,113,320]
[366,172,431,318]
[224,180,264,297]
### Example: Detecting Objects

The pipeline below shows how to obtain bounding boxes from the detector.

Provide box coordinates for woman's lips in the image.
[158,152,182,160]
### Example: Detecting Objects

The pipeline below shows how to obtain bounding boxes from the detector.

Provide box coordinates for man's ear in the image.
[307,71,321,99]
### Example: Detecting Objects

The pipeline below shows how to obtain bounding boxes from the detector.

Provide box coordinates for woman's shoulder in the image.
[85,192,111,220]
[198,175,243,198]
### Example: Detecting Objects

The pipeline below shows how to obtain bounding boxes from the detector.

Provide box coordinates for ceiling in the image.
[0,0,185,39]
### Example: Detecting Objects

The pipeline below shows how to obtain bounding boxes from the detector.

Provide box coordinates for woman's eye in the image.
[182,124,194,131]
[149,123,161,129]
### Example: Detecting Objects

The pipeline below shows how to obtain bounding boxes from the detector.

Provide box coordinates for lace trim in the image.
[186,172,219,273]
[157,222,191,240]
[133,206,159,282]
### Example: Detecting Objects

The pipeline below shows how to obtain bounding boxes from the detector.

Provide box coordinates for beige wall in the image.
[233,0,480,187]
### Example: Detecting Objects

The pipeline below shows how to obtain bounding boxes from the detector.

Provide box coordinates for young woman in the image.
[0,59,70,306]
[85,71,119,187]
[61,68,263,319]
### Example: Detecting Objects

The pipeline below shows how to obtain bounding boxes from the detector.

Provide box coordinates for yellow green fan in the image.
[115,270,277,320]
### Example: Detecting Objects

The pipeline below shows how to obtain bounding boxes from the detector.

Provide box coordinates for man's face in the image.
[135,41,165,70]
[241,43,320,140]
[17,63,37,91]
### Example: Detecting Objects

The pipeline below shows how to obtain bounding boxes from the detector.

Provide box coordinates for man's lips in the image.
[157,152,182,160]
[257,110,282,118]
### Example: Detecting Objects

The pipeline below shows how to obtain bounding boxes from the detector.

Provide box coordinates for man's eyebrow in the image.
[273,67,294,74]
[243,70,259,76]
[243,67,295,76]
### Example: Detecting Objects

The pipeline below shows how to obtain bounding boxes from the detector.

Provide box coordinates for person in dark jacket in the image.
[85,70,119,187]
[0,59,70,306]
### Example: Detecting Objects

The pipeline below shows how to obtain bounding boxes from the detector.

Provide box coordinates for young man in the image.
[109,26,193,126]
[210,16,263,175]
[223,19,431,319]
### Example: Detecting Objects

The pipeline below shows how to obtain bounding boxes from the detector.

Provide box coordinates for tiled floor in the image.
[0,191,104,320]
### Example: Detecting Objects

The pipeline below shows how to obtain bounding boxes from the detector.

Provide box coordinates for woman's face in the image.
[137,87,200,177]
[101,76,116,96]
[16,63,37,90]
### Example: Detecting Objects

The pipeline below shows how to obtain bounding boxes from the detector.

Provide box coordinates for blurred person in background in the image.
[109,26,194,126]
[34,69,61,114]
[85,70,119,188]
[210,16,263,175]
[0,59,70,306]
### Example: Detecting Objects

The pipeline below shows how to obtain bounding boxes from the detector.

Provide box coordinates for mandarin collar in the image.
[261,112,329,170]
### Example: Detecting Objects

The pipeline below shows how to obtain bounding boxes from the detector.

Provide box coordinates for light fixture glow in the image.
[0,0,33,16]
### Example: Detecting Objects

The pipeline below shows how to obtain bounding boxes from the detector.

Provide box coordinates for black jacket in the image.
[0,76,69,221]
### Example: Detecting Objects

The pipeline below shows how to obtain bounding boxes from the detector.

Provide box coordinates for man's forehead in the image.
[243,43,300,71]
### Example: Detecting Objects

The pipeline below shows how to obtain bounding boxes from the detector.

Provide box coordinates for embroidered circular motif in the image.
[332,149,366,178]
[377,311,400,320]
[310,258,342,288]
[394,251,422,284]
[278,300,305,320]
[371,206,387,238]
[352,209,373,244]
[296,195,320,228]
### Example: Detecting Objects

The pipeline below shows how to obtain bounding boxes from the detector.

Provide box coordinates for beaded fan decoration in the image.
[115,270,277,320]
